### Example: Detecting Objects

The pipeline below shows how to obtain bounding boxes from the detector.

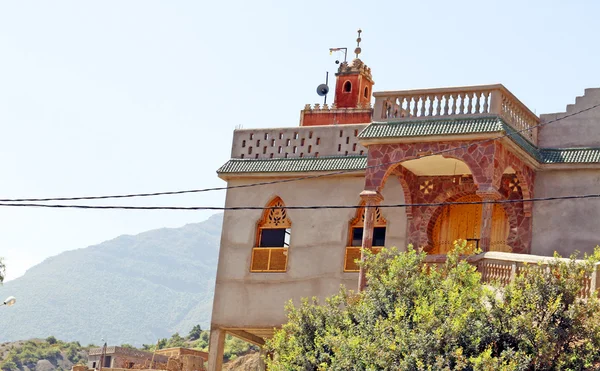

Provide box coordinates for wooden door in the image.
[431,195,510,254]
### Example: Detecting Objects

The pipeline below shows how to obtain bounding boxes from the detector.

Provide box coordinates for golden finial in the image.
[354,29,362,58]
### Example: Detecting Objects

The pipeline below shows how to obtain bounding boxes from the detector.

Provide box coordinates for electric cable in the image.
[2,102,599,203]
[0,192,599,210]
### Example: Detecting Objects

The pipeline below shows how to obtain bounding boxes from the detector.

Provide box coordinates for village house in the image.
[86,345,207,371]
[207,31,600,370]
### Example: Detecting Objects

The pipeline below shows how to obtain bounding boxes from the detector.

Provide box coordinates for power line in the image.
[2,102,599,203]
[2,192,600,210]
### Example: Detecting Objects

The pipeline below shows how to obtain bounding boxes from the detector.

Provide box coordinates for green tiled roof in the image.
[360,116,544,161]
[217,156,367,174]
[541,148,600,164]
[218,117,600,174]
[359,116,505,139]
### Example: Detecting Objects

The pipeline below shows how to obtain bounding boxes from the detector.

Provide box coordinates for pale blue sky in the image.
[0,0,598,280]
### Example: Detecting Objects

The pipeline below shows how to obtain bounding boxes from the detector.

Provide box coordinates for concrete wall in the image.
[538,88,600,148]
[532,169,600,257]
[230,124,367,159]
[211,174,407,329]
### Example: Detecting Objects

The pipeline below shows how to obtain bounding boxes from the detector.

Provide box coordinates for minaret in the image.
[300,29,374,127]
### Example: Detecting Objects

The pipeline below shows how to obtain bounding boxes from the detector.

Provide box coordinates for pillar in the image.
[257,347,267,371]
[477,191,501,252]
[207,326,226,371]
[358,190,384,292]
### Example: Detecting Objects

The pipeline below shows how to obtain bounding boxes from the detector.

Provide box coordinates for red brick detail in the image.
[300,110,372,126]
[365,141,498,192]
[391,166,418,220]
[334,74,373,109]
[493,142,535,217]
[364,140,535,253]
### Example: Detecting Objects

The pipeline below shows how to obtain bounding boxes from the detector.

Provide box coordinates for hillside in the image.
[0,214,223,346]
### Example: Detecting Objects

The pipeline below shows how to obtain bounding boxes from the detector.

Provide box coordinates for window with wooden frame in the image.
[251,197,291,272]
[344,205,387,272]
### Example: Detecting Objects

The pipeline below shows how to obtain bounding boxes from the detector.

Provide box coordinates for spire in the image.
[355,29,362,59]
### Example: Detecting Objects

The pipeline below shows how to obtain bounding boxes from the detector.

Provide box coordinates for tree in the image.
[266,242,600,370]
[188,324,203,341]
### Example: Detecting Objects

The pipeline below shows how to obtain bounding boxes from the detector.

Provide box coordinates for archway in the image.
[430,195,510,254]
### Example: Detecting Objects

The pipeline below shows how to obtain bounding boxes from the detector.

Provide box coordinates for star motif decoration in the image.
[508,176,520,193]
[420,180,434,195]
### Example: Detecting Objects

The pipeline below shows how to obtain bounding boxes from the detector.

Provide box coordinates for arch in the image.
[364,86,369,98]
[364,141,497,194]
[344,202,387,272]
[252,196,291,272]
[343,80,352,93]
[422,185,517,252]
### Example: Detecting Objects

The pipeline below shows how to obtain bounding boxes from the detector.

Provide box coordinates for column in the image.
[207,326,226,371]
[358,190,384,292]
[257,347,267,371]
[477,191,501,252]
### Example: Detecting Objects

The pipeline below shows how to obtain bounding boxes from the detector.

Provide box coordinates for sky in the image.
[0,0,599,281]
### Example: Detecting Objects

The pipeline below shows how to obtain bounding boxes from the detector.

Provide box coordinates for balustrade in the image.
[373,84,539,143]
[424,251,600,298]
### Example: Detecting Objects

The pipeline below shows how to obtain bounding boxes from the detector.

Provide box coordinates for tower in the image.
[300,30,374,127]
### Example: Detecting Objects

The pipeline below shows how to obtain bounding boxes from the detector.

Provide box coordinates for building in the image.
[86,346,207,371]
[208,31,600,370]
[155,348,208,371]
[87,346,168,370]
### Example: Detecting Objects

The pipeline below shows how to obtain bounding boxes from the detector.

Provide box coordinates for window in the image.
[343,81,352,92]
[251,197,291,272]
[364,87,369,98]
[344,205,387,272]
[350,227,387,247]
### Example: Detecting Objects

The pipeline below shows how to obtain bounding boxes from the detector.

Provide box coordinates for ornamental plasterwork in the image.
[260,197,291,229]
[420,180,434,195]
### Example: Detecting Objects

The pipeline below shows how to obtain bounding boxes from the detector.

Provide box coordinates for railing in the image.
[344,246,382,272]
[372,84,539,144]
[250,247,288,272]
[425,251,600,298]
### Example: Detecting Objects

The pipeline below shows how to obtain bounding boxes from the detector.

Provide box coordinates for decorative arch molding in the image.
[349,201,387,230]
[364,141,498,193]
[493,143,535,216]
[419,183,520,253]
[391,166,417,219]
[255,196,291,245]
[258,196,291,228]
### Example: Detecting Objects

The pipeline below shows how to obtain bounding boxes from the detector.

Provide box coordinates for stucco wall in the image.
[230,124,367,159]
[532,169,600,257]
[211,175,407,328]
[538,88,600,148]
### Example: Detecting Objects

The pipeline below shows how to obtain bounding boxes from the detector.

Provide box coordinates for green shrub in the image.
[266,243,600,370]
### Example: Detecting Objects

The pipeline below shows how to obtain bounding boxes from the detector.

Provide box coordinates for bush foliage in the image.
[266,242,600,370]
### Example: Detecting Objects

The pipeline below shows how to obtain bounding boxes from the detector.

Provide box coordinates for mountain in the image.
[0,213,223,346]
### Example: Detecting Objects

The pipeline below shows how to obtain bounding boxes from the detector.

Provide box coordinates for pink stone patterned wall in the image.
[366,141,534,254]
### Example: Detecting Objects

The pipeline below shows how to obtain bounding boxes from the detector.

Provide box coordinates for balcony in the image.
[372,84,539,144]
